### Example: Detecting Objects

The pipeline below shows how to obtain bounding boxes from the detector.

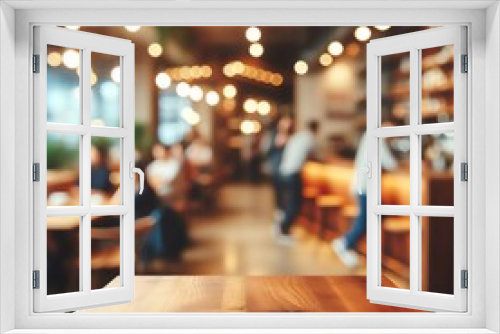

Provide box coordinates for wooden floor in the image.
[143,183,367,277]
[83,275,419,313]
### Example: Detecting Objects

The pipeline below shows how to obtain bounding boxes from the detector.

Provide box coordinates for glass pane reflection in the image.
[91,52,121,127]
[47,46,80,124]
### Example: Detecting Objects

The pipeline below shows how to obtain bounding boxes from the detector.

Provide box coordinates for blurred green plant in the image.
[135,122,153,155]
[47,138,79,169]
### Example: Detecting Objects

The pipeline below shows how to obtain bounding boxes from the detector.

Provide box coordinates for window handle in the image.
[357,161,372,195]
[129,161,144,195]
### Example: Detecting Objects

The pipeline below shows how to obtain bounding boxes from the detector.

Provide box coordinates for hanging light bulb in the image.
[319,53,333,66]
[189,85,204,102]
[249,43,264,57]
[355,26,372,41]
[155,73,171,90]
[62,49,79,69]
[243,98,258,113]
[223,84,237,99]
[205,91,220,106]
[176,82,191,97]
[47,52,62,67]
[328,41,344,56]
[148,43,163,58]
[245,27,261,42]
[257,100,271,115]
[294,60,308,75]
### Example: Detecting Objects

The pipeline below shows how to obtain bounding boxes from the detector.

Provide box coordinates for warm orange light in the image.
[319,53,333,66]
[223,84,237,99]
[249,43,264,57]
[148,43,163,57]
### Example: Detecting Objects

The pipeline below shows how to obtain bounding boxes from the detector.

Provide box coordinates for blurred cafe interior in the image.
[46,25,455,311]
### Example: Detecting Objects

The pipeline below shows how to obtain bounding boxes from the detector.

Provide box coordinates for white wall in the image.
[294,60,363,151]
[485,2,500,333]
[0,2,16,333]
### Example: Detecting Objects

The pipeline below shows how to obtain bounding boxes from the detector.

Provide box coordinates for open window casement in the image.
[365,26,467,312]
[33,26,138,312]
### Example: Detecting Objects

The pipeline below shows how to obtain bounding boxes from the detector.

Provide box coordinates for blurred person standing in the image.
[261,115,293,220]
[276,120,320,243]
[331,130,397,268]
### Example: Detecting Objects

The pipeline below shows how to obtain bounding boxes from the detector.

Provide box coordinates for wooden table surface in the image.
[83,275,421,313]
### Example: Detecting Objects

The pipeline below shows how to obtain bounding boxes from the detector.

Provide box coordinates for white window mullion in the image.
[81,48,92,294]
[366,51,380,297]
[121,50,135,293]
[409,48,420,295]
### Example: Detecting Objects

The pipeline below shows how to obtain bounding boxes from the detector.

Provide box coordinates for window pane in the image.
[421,45,454,124]
[380,136,410,205]
[91,215,121,290]
[91,52,121,127]
[91,137,121,205]
[47,216,80,295]
[421,216,454,295]
[381,215,410,289]
[47,46,80,124]
[47,133,80,206]
[381,52,410,126]
[421,133,454,206]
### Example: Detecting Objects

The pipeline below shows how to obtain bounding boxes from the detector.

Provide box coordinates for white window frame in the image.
[366,26,467,312]
[33,26,136,313]
[0,1,499,333]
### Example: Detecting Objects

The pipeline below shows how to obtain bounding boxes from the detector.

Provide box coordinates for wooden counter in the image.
[82,275,421,313]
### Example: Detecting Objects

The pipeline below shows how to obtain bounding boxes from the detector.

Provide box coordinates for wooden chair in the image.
[301,162,325,232]
[315,164,355,240]
[72,216,154,289]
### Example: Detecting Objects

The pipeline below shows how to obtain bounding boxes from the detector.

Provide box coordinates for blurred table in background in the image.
[82,275,421,313]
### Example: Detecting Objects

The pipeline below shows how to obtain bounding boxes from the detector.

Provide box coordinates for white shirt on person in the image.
[279,130,315,176]
[353,133,397,194]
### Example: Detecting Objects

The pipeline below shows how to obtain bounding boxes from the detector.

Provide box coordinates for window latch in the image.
[356,162,372,195]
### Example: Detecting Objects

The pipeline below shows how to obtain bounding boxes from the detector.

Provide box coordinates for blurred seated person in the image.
[99,163,189,262]
[146,142,188,212]
[331,125,397,268]
[90,145,112,192]
[276,120,320,244]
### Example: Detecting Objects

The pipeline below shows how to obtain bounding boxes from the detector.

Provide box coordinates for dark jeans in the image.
[279,173,303,235]
[271,172,284,211]
[345,194,367,250]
